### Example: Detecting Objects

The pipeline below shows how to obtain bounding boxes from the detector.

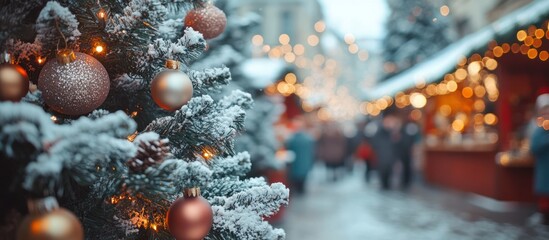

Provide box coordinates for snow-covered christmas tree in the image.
[0,0,288,239]
[382,0,453,80]
[191,0,286,175]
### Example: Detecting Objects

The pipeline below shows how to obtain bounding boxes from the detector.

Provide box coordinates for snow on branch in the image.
[35,1,81,54]
[145,93,249,159]
[147,28,207,65]
[204,177,267,200]
[0,102,138,196]
[217,89,253,111]
[220,183,288,217]
[0,102,55,161]
[23,134,135,195]
[107,0,168,36]
[208,183,288,239]
[210,151,251,178]
[205,181,289,239]
[188,66,231,95]
[125,159,212,198]
[59,111,137,139]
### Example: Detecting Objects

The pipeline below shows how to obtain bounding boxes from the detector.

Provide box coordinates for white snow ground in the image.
[280,163,549,240]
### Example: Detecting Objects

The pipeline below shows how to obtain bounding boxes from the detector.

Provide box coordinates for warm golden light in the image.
[307,35,319,46]
[535,29,545,39]
[279,34,290,45]
[484,113,498,125]
[344,34,355,44]
[281,44,292,54]
[474,99,485,112]
[293,44,305,55]
[540,50,549,61]
[284,52,296,63]
[95,45,104,53]
[485,58,498,70]
[251,35,263,46]
[285,73,297,84]
[452,119,465,132]
[455,68,468,81]
[410,93,427,108]
[493,46,503,57]
[97,9,106,19]
[348,44,359,54]
[411,109,422,121]
[202,148,215,160]
[439,105,452,117]
[314,21,326,33]
[440,5,450,16]
[446,80,458,92]
[37,56,45,64]
[462,87,474,98]
[517,30,527,41]
[467,61,481,75]
[474,85,486,98]
[524,36,534,46]
[127,131,138,142]
[50,116,58,122]
[528,48,538,59]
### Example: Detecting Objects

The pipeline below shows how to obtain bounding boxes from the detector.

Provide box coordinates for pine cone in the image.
[127,132,170,172]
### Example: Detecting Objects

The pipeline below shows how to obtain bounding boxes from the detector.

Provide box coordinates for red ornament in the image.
[184,4,227,40]
[166,188,213,240]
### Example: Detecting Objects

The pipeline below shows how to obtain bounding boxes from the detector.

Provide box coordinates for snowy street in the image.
[281,164,549,240]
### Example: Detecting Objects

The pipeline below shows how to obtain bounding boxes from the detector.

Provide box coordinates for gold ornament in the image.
[0,53,29,102]
[166,187,213,240]
[17,197,84,240]
[151,60,193,111]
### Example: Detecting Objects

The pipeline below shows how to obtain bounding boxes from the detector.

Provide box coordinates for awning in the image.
[366,0,549,100]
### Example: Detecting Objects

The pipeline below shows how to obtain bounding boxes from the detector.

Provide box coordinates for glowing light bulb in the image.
[97,9,107,19]
[95,45,104,53]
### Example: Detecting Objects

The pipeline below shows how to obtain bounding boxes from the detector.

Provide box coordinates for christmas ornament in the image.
[151,60,193,111]
[184,4,227,40]
[0,53,29,102]
[166,187,213,240]
[17,197,83,240]
[127,133,170,172]
[38,49,110,115]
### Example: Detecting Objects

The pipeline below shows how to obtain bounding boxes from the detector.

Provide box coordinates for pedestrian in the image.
[286,116,315,194]
[368,107,403,190]
[316,122,347,181]
[355,136,376,183]
[397,119,420,190]
[530,93,549,225]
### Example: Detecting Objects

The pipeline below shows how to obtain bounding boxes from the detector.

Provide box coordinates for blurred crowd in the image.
[281,92,549,226]
[282,105,421,195]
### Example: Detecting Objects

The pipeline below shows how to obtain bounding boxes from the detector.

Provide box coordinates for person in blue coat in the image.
[531,93,549,225]
[286,116,315,194]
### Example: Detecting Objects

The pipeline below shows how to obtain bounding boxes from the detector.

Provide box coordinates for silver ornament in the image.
[38,51,110,115]
[184,4,227,40]
[151,61,193,112]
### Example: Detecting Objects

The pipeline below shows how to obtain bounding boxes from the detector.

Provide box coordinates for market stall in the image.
[366,1,549,202]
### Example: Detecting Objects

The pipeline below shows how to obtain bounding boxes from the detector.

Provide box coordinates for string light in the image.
[37,56,45,64]
[201,148,215,160]
[95,45,104,53]
[127,131,138,142]
[97,8,107,21]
